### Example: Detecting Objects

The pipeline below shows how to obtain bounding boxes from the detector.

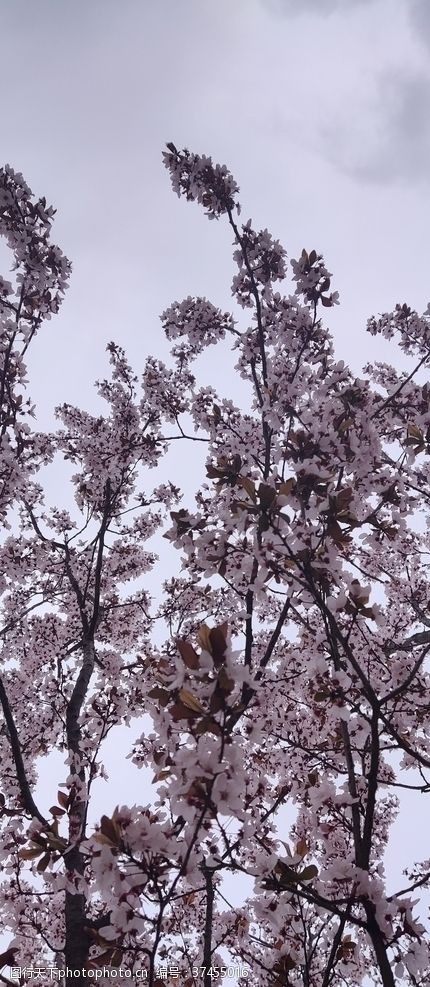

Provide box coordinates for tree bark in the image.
[64,638,95,984]
[203,867,215,987]
[364,902,396,987]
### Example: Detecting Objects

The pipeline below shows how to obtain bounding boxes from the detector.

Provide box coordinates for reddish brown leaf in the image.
[177,639,200,669]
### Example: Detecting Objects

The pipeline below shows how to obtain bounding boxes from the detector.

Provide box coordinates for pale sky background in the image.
[1,0,430,978]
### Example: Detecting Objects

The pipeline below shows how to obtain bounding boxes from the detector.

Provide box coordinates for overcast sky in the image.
[2,0,430,424]
[1,0,430,970]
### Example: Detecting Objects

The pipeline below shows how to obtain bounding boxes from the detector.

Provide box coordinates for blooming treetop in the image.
[0,148,430,987]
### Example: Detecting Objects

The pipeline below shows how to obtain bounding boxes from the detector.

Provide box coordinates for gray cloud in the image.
[363,71,430,183]
[262,0,376,16]
[322,69,430,185]
[410,0,430,46]
[259,0,430,186]
[263,0,430,43]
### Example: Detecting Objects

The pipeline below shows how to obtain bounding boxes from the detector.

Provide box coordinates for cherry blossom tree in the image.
[1,147,430,987]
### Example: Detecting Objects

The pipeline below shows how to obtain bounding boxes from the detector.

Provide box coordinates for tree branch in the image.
[0,675,46,825]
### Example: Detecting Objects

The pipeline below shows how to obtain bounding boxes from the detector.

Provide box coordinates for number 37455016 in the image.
[191,967,249,979]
